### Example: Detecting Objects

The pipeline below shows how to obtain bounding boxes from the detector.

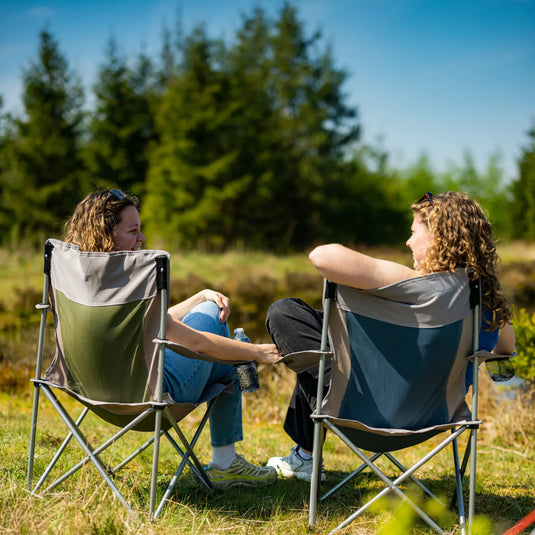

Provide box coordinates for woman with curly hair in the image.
[64,189,279,490]
[265,191,515,482]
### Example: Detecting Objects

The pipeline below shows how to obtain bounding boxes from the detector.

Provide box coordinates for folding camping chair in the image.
[280,271,510,535]
[27,239,241,519]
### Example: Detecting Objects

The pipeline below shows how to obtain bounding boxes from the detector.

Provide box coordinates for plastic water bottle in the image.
[233,328,259,393]
[233,327,250,344]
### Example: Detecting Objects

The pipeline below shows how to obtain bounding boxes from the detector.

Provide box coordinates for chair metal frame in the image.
[306,278,485,535]
[26,241,229,520]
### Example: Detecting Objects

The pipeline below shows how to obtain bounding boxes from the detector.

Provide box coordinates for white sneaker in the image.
[267,446,326,482]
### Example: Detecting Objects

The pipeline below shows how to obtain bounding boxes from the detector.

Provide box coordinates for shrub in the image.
[512,307,535,385]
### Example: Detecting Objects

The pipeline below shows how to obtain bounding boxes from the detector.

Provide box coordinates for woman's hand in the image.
[253,344,283,364]
[201,289,231,322]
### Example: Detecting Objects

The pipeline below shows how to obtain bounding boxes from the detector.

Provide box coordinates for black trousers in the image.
[265,297,331,452]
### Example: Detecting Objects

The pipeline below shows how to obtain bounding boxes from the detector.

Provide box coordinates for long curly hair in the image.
[64,190,139,252]
[411,191,512,331]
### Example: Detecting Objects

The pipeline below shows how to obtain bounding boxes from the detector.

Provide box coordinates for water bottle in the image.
[233,328,259,393]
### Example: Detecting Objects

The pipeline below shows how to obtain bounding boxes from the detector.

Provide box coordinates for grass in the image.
[1,243,534,534]
[2,368,534,535]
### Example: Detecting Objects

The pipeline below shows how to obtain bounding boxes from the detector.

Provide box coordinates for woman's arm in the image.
[492,323,516,355]
[165,315,281,364]
[168,289,231,323]
[308,243,417,289]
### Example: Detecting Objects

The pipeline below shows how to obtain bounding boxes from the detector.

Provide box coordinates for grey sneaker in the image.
[267,446,326,482]
[205,454,277,490]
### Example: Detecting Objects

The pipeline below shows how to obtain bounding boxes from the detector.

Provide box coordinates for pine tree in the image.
[511,124,535,240]
[0,30,86,244]
[84,38,157,196]
[143,26,240,250]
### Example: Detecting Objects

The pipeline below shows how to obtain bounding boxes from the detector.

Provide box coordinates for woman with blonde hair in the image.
[265,191,515,482]
[64,189,280,489]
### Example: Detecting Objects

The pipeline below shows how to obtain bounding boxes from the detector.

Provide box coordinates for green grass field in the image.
[3,372,534,534]
[1,244,534,534]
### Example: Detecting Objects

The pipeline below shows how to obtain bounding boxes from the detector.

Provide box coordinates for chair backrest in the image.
[322,271,475,442]
[43,239,170,404]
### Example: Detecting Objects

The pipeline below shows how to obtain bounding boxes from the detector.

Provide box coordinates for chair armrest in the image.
[153,338,252,366]
[276,350,333,374]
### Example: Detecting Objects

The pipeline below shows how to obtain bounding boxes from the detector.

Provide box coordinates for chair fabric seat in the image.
[27,239,235,518]
[279,270,495,534]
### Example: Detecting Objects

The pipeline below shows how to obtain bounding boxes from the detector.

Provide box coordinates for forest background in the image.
[0,2,534,380]
[1,2,535,252]
[0,4,534,532]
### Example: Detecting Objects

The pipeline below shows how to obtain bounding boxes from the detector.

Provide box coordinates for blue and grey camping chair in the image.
[280,271,509,535]
[27,239,240,519]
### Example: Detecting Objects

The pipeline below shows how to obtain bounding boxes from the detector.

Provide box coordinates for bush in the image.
[512,307,535,385]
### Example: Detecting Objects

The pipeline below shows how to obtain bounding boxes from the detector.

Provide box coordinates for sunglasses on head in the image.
[417,191,435,207]
[106,189,126,202]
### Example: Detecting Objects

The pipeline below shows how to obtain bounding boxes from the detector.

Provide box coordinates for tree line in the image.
[0,2,534,252]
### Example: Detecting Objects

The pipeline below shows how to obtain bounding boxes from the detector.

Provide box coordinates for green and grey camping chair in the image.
[280,271,510,535]
[27,239,238,519]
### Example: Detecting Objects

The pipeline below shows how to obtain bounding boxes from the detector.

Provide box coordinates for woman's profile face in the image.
[406,214,433,271]
[112,205,146,251]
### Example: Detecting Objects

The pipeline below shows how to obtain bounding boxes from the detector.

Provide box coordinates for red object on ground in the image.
[503,508,535,535]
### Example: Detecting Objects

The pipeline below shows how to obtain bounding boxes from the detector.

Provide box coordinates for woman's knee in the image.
[267,298,305,327]
[183,300,229,337]
[194,300,221,317]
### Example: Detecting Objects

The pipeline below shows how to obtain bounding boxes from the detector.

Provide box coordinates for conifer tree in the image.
[84,38,157,195]
[511,124,535,240]
[0,30,86,244]
[144,3,360,250]
[143,26,239,250]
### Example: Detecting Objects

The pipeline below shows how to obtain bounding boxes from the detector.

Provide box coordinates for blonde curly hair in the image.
[411,191,512,331]
[64,190,139,252]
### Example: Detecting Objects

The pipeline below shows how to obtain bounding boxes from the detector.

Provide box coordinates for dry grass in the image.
[1,244,535,534]
[1,365,533,535]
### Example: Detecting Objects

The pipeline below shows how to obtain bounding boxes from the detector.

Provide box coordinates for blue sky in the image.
[1,0,534,181]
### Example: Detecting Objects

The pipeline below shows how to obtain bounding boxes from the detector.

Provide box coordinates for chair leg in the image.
[324,421,469,534]
[320,452,383,502]
[40,386,134,515]
[452,435,467,535]
[31,405,90,495]
[309,420,325,528]
[153,404,216,520]
[27,383,42,491]
[468,427,478,535]
[149,408,163,520]
[164,404,215,488]
[41,402,155,495]
[450,428,473,509]
[111,434,159,473]
[384,452,445,505]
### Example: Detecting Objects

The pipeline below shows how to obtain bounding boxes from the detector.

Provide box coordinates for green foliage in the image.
[0,31,88,244]
[396,149,514,239]
[143,26,243,250]
[83,38,158,196]
[0,3,531,250]
[510,123,535,240]
[437,150,513,237]
[512,307,535,384]
[144,4,362,251]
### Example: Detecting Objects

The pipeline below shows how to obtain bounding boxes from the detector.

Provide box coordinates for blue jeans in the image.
[163,301,243,447]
